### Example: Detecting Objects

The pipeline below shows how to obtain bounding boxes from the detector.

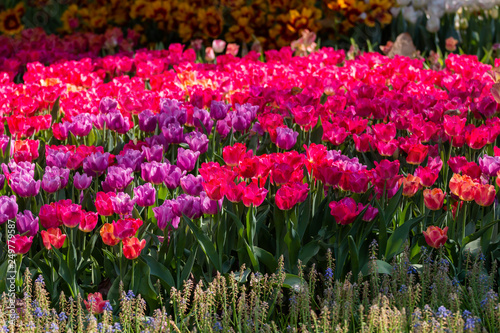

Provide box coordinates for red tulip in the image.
[443,115,466,137]
[41,228,66,250]
[60,203,83,228]
[225,181,245,203]
[122,237,146,260]
[423,226,448,249]
[329,197,363,225]
[423,188,445,210]
[84,292,107,314]
[405,144,429,165]
[238,157,260,178]
[95,192,116,216]
[112,218,143,240]
[474,184,495,207]
[223,143,247,166]
[242,183,268,207]
[8,234,33,254]
[275,182,309,211]
[79,211,98,232]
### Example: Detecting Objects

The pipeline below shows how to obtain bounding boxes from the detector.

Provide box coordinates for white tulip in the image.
[426,15,441,33]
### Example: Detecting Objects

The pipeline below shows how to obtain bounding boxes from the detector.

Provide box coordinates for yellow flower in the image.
[198,7,223,39]
[59,4,79,34]
[144,0,171,21]
[0,3,25,35]
[225,17,254,43]
[130,0,148,20]
[176,2,198,42]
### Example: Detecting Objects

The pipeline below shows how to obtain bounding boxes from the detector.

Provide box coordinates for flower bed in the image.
[0,45,499,331]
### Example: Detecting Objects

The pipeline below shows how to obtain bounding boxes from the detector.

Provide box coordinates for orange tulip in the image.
[474,184,496,207]
[399,174,422,197]
[449,173,477,201]
[100,223,120,246]
[423,188,445,210]
[41,228,66,250]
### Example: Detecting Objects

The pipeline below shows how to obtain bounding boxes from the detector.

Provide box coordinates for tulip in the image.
[41,228,66,250]
[60,204,83,228]
[205,47,215,61]
[16,210,39,237]
[133,183,156,207]
[102,166,134,192]
[242,183,268,207]
[203,179,226,201]
[141,161,169,185]
[212,39,226,53]
[474,184,495,207]
[73,172,93,190]
[272,163,295,185]
[46,148,70,168]
[13,139,39,163]
[180,174,204,196]
[478,155,500,177]
[423,188,445,210]
[0,195,18,225]
[276,127,299,150]
[122,237,146,260]
[116,149,144,172]
[138,109,158,132]
[200,191,223,215]
[423,226,448,249]
[449,174,477,201]
[110,192,136,217]
[275,182,309,210]
[113,218,143,239]
[142,144,163,163]
[443,115,466,137]
[95,192,116,216]
[184,131,209,154]
[193,108,214,133]
[225,181,245,203]
[84,292,107,314]
[414,166,439,187]
[339,171,370,194]
[162,121,184,144]
[79,211,98,232]
[210,100,229,121]
[177,148,200,172]
[353,133,371,152]
[83,152,110,177]
[362,205,379,222]
[406,144,429,165]
[223,143,248,166]
[99,97,118,114]
[329,197,363,225]
[100,223,120,246]
[399,174,422,197]
[239,157,259,178]
[164,164,184,189]
[10,170,41,197]
[8,234,33,254]
[153,200,180,230]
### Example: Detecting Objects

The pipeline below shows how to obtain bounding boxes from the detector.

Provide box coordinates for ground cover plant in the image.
[0,40,499,331]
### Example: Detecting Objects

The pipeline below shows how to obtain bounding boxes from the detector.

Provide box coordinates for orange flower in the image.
[399,174,422,197]
[423,188,445,211]
[198,7,223,39]
[0,3,25,35]
[449,174,477,201]
[41,228,66,250]
[474,184,496,207]
[100,223,120,246]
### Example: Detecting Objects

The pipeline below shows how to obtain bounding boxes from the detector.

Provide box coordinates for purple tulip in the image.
[42,166,70,193]
[102,166,134,192]
[134,183,156,207]
[145,134,169,152]
[362,205,379,222]
[116,149,144,172]
[210,100,229,120]
[0,174,4,190]
[105,110,130,134]
[99,97,118,114]
[16,210,39,237]
[46,148,70,168]
[110,192,136,217]
[177,148,200,172]
[180,174,203,196]
[193,107,214,133]
[159,98,187,125]
[69,113,93,137]
[0,135,9,155]
[173,195,201,219]
[162,121,184,144]
[74,172,92,190]
[184,131,209,154]
[200,191,223,215]
[479,155,500,177]
[232,103,257,132]
[2,161,35,178]
[142,145,163,163]
[141,161,169,185]
[138,109,158,133]
[164,164,184,189]
[10,171,40,197]
[276,127,299,150]
[216,113,232,138]
[83,152,110,177]
[0,195,18,224]
[153,200,179,230]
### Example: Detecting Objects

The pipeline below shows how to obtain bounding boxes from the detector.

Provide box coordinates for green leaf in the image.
[283,274,304,289]
[348,236,360,277]
[385,216,423,261]
[253,246,277,272]
[298,241,320,266]
[50,97,60,124]
[361,260,393,276]
[183,215,221,272]
[141,255,175,288]
[180,247,197,285]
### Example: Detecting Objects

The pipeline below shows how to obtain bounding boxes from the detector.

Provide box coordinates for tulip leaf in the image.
[244,241,259,271]
[50,97,60,124]
[348,235,360,277]
[385,216,423,261]
[141,254,175,289]
[462,219,500,245]
[283,274,305,289]
[361,260,393,276]
[253,246,277,272]
[183,215,221,272]
[298,241,320,266]
[180,247,197,285]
